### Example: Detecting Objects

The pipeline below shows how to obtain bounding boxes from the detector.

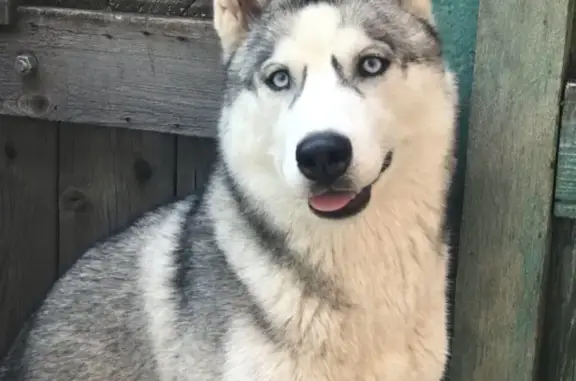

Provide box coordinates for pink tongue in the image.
[309,192,356,212]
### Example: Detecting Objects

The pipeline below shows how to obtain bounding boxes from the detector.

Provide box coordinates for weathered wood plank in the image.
[110,0,211,17]
[180,0,211,18]
[108,0,211,17]
[22,0,108,11]
[0,116,58,358]
[176,136,217,197]
[447,0,572,379]
[58,123,176,274]
[0,7,223,138]
[20,0,212,17]
[556,203,576,219]
[555,82,576,219]
[538,218,576,381]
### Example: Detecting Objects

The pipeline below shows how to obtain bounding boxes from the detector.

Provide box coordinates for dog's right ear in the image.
[213,0,263,60]
[398,0,434,23]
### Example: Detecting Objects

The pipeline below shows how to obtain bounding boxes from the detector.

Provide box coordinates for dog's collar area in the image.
[308,150,394,219]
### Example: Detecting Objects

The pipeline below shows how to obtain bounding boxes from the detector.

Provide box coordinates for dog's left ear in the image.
[398,0,434,23]
[214,0,264,60]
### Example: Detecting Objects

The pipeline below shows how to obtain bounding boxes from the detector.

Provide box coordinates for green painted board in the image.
[433,0,479,162]
[555,82,576,219]
[430,0,480,359]
[432,0,479,232]
[448,0,572,379]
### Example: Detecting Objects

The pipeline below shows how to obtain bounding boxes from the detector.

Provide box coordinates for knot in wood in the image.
[133,158,153,185]
[60,188,90,212]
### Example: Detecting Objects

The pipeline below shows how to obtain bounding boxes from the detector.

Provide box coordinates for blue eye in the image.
[358,55,390,77]
[265,69,291,91]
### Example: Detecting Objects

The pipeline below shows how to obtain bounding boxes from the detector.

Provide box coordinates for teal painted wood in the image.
[433,0,479,153]
[431,0,480,361]
[555,82,576,219]
[432,0,479,235]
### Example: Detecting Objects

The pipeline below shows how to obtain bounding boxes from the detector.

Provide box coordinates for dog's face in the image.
[215,0,456,221]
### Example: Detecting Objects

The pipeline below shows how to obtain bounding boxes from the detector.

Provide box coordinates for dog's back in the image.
[1,187,288,381]
[0,201,180,380]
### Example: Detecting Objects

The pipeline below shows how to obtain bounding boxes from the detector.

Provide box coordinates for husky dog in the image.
[0,0,457,379]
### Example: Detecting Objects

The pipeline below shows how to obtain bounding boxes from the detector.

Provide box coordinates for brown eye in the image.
[357,55,390,77]
[265,69,291,91]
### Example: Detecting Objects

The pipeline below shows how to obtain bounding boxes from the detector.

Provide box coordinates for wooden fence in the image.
[0,0,218,360]
[0,118,217,358]
[1,0,575,380]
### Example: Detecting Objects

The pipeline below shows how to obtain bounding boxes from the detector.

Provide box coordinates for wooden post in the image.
[448,0,574,380]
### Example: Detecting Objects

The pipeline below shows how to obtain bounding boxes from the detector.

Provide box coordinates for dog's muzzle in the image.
[295,132,393,219]
[296,132,352,185]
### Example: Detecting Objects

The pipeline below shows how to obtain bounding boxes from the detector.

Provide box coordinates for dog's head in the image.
[214,0,457,221]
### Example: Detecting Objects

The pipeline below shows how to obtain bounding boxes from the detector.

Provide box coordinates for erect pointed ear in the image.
[398,0,435,23]
[213,0,264,60]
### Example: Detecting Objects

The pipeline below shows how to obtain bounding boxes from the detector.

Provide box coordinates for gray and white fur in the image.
[0,0,458,379]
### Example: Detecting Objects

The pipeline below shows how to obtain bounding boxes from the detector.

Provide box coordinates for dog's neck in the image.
[207,157,450,361]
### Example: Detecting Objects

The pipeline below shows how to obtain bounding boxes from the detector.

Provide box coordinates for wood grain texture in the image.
[0,116,58,358]
[555,82,576,219]
[107,0,212,17]
[0,7,223,138]
[176,136,217,197]
[20,0,212,17]
[58,123,176,274]
[447,0,573,379]
[22,0,108,11]
[538,218,576,381]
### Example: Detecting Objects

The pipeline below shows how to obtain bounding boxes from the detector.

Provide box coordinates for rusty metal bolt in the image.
[14,53,38,75]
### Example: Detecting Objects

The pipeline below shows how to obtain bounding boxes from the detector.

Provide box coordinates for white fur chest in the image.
[222,300,446,381]
[219,233,447,381]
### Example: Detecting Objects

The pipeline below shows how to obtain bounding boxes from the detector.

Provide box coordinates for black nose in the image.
[296,132,352,184]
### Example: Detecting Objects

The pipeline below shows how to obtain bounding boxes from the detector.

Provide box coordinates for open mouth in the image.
[308,151,393,219]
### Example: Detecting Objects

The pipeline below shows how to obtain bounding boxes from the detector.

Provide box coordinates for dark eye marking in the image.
[330,55,364,97]
[289,65,308,108]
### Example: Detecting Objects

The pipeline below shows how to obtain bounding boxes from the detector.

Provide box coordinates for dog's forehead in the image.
[288,3,342,46]
[272,4,364,63]
[261,0,395,45]
[225,0,441,94]
[247,0,440,63]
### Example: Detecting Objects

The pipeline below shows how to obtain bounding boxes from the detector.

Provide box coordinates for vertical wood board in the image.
[176,136,217,197]
[58,123,176,274]
[448,0,573,380]
[0,116,58,358]
[538,218,576,381]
